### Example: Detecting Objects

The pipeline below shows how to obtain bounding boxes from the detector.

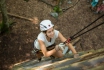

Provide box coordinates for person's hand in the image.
[55,45,60,51]
[74,53,80,58]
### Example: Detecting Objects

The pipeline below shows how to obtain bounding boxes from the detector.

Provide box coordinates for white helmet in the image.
[40,20,54,31]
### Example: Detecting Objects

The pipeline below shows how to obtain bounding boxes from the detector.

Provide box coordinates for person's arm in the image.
[58,32,77,54]
[38,40,56,57]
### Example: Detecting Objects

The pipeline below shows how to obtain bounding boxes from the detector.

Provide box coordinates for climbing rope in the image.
[70,14,104,41]
[62,0,80,12]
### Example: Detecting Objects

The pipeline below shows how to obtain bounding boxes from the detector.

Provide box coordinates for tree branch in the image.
[0,11,31,21]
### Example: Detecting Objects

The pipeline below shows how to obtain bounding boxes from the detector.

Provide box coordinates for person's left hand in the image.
[74,53,80,58]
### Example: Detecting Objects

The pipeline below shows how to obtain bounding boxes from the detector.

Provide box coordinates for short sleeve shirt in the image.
[34,30,59,49]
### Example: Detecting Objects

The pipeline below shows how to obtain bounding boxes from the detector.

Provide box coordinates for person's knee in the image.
[58,53,64,58]
[53,50,64,58]
[59,54,64,58]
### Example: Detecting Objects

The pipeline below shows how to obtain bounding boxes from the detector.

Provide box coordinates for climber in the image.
[32,20,79,61]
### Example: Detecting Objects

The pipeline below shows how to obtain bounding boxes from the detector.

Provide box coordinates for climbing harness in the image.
[32,42,56,62]
[63,38,71,44]
[69,14,104,41]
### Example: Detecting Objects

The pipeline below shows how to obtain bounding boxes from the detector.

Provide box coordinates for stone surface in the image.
[12,48,104,70]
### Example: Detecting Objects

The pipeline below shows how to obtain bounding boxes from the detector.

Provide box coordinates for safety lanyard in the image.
[70,14,104,40]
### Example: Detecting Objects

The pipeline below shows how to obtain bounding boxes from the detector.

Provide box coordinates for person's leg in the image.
[52,45,64,58]
[35,51,43,61]
[67,43,77,54]
[52,50,64,58]
[46,45,63,58]
[66,43,80,58]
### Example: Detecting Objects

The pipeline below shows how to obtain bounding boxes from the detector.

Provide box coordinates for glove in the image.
[74,53,80,58]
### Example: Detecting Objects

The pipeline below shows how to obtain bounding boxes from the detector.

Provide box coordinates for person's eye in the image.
[48,31,51,33]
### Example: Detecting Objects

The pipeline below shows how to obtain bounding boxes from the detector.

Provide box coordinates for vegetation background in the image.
[0,0,104,70]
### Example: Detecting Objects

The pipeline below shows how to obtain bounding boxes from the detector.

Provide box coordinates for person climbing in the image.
[91,0,99,11]
[32,20,79,61]
[95,0,104,14]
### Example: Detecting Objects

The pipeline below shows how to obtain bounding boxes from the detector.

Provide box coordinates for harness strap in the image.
[64,38,71,44]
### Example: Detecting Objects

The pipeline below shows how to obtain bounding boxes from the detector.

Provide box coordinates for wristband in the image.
[64,38,71,44]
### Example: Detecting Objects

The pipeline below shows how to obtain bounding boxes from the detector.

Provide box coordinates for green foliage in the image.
[51,6,63,18]
[0,21,15,34]
[24,0,29,2]
[0,22,8,34]
[53,5,62,14]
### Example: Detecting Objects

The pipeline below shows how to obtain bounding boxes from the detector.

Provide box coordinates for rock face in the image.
[12,48,104,70]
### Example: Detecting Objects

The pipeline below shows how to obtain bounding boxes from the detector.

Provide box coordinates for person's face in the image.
[46,27,54,38]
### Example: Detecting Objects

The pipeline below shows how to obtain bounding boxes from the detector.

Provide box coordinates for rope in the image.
[70,14,104,40]
[71,22,104,40]
[62,0,80,12]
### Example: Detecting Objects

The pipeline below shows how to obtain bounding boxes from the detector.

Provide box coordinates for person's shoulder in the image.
[54,29,59,32]
[54,29,60,34]
[54,29,60,38]
[38,32,44,38]
[37,32,45,41]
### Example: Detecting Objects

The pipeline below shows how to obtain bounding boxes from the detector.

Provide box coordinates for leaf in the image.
[53,6,62,14]
[24,0,29,2]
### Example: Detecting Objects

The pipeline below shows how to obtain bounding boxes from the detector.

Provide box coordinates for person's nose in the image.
[51,31,54,35]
